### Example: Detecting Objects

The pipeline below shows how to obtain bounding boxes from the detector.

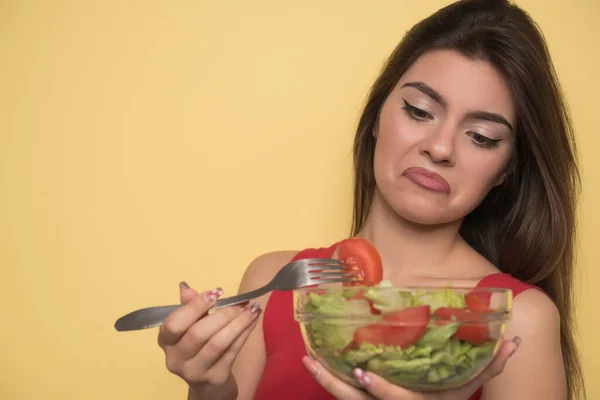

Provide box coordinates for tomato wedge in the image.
[465,292,492,312]
[337,237,383,287]
[353,305,430,348]
[434,307,491,345]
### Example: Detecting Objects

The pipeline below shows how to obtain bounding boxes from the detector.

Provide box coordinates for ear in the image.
[494,153,516,187]
[493,171,508,187]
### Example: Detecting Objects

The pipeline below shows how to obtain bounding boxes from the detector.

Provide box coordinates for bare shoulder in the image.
[237,250,299,293]
[482,288,566,399]
[510,288,561,333]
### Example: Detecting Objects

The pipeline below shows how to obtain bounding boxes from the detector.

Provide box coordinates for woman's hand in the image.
[157,282,261,396]
[302,337,520,400]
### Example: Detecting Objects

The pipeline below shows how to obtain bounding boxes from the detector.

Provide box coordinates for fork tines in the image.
[306,265,354,281]
[309,276,356,284]
[304,258,345,265]
[299,258,356,284]
[304,258,346,271]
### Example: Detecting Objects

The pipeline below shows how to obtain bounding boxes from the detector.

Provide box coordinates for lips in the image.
[402,167,450,194]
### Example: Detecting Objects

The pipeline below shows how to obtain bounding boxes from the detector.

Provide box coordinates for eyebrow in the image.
[401,81,513,131]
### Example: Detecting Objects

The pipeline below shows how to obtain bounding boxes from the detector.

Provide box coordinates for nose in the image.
[419,124,456,166]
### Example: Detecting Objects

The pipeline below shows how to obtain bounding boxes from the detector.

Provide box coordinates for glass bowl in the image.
[293,284,512,392]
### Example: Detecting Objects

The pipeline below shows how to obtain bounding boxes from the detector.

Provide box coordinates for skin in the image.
[158,49,567,400]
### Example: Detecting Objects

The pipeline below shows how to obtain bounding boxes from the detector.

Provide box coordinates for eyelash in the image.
[401,99,502,149]
[402,99,432,121]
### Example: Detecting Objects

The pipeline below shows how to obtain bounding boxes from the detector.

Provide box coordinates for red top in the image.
[253,244,540,400]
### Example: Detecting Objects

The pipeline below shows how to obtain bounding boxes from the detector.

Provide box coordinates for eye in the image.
[402,99,433,121]
[467,131,502,149]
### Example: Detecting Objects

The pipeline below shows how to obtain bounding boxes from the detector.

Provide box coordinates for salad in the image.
[300,237,502,388]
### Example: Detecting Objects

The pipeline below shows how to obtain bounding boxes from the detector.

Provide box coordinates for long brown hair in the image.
[350,0,584,398]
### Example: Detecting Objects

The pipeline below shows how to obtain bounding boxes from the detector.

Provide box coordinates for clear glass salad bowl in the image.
[293,283,512,392]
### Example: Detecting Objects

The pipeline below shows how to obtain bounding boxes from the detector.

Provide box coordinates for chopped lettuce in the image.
[418,323,460,349]
[361,282,466,313]
[307,319,356,351]
[363,287,411,313]
[302,282,498,388]
[405,289,466,311]
[304,291,377,351]
[330,336,495,387]
[343,343,385,365]
[304,292,373,316]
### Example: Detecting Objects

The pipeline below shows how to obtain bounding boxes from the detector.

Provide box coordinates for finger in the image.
[352,368,418,400]
[179,281,198,304]
[454,337,521,397]
[158,286,223,347]
[473,337,521,381]
[198,310,262,383]
[302,357,371,400]
[210,308,261,369]
[176,301,250,357]
[192,303,262,368]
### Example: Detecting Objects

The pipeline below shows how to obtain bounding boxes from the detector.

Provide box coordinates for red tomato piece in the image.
[353,305,430,348]
[337,237,383,287]
[455,324,492,345]
[465,292,492,312]
[434,307,491,345]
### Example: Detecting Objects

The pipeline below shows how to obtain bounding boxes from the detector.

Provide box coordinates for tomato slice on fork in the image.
[336,237,383,287]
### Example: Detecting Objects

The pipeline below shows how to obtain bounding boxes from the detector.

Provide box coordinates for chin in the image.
[392,203,455,225]
[381,190,461,226]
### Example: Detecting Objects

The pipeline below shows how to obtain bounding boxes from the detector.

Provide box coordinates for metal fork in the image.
[113,258,353,332]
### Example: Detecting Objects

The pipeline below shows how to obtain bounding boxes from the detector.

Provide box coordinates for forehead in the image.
[398,49,516,123]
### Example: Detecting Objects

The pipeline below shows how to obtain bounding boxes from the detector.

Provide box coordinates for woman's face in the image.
[373,49,516,225]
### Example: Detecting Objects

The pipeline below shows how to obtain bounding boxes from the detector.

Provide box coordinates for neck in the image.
[356,191,464,280]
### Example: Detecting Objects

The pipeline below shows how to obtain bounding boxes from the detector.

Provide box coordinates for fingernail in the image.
[247,302,261,314]
[353,368,372,388]
[179,281,189,289]
[204,287,223,302]
[510,336,522,356]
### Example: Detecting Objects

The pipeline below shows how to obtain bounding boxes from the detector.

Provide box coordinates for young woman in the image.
[157,0,585,399]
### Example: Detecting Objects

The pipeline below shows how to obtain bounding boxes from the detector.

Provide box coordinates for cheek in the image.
[373,114,419,174]
[453,152,512,203]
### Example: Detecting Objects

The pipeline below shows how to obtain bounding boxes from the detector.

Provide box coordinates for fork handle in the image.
[114,285,272,332]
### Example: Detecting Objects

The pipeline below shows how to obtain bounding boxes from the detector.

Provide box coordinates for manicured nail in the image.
[510,336,522,356]
[354,368,372,388]
[179,281,189,289]
[247,302,261,314]
[204,287,223,302]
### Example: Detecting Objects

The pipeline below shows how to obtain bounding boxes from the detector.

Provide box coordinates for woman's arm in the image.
[481,289,567,399]
[228,250,298,400]
[184,250,297,400]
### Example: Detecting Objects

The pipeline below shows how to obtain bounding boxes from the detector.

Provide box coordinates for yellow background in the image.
[1,0,598,399]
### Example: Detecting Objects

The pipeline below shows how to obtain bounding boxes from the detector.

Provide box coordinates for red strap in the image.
[290,244,337,262]
[469,273,542,399]
[476,272,542,297]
